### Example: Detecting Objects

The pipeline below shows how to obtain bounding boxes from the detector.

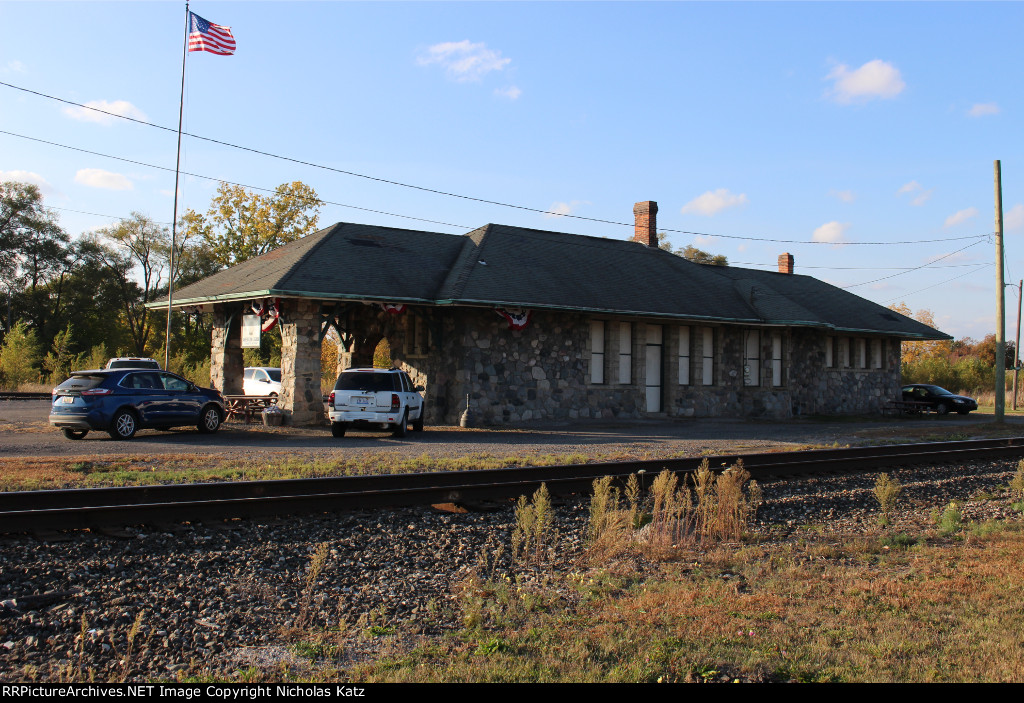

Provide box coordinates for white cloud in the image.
[693,234,716,247]
[417,40,511,82]
[3,60,26,74]
[944,207,978,228]
[812,221,850,244]
[74,168,133,191]
[829,189,856,203]
[826,59,905,104]
[968,102,1000,117]
[62,99,147,126]
[896,180,932,206]
[0,169,54,195]
[680,189,748,216]
[1005,204,1024,231]
[544,200,589,218]
[494,85,522,100]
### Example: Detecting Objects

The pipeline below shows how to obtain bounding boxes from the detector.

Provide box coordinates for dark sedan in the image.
[901,384,978,415]
[49,369,226,440]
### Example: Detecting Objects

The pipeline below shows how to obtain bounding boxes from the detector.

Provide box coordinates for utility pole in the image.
[1015,280,1022,410]
[995,160,1006,422]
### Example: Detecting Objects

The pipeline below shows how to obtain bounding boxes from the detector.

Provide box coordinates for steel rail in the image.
[1,437,1022,533]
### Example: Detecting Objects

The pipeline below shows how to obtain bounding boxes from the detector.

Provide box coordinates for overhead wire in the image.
[840,240,986,289]
[0,129,469,230]
[0,80,992,247]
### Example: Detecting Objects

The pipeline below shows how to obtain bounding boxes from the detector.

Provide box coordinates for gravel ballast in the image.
[1,453,1021,682]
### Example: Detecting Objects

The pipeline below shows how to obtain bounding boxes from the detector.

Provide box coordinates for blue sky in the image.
[2,1,1022,339]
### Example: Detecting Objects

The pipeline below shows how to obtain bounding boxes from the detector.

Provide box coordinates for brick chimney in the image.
[778,252,794,274]
[633,201,659,247]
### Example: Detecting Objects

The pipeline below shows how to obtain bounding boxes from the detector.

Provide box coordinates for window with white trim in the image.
[744,330,760,386]
[678,326,691,385]
[701,327,715,385]
[618,322,632,384]
[771,332,784,387]
[590,321,605,384]
[856,338,867,369]
[825,337,835,368]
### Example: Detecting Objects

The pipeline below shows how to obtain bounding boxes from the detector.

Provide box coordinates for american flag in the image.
[188,12,236,55]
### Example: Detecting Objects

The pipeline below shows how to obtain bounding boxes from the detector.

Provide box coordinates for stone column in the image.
[210,304,243,395]
[279,299,325,425]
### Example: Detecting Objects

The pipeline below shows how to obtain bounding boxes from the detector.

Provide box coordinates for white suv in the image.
[328,368,425,438]
[243,367,282,397]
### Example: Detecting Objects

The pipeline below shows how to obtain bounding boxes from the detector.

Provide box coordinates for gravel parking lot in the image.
[3,398,1020,462]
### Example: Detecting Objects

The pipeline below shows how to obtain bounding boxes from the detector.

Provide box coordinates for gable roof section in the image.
[162,221,949,340]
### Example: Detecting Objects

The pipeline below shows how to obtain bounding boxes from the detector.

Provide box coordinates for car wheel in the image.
[197,405,222,434]
[392,410,408,438]
[412,412,424,432]
[108,410,138,440]
[331,421,347,438]
[936,403,950,416]
[62,428,88,440]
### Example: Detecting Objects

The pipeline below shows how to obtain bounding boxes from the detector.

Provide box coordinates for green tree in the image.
[42,323,78,383]
[0,320,41,387]
[656,233,728,265]
[181,181,322,268]
[1,181,72,337]
[88,213,170,356]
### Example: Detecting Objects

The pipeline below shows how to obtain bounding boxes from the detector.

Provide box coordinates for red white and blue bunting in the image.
[495,307,532,330]
[377,303,407,315]
[250,298,281,332]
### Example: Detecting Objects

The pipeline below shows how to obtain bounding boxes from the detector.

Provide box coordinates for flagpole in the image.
[165,2,189,371]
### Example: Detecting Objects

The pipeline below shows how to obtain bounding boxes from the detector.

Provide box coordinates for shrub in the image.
[873,473,902,527]
[0,321,41,387]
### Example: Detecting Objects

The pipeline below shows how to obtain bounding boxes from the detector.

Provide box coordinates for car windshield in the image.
[925,385,954,396]
[265,369,281,382]
[335,372,397,392]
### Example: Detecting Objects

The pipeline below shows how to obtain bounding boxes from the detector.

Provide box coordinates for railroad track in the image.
[1,437,1022,534]
[0,391,51,401]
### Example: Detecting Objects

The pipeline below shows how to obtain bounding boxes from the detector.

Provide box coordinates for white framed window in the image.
[678,326,691,386]
[744,330,761,386]
[856,338,867,369]
[825,337,835,368]
[701,327,714,386]
[771,332,784,387]
[590,321,605,384]
[842,337,852,368]
[871,339,883,369]
[618,322,632,384]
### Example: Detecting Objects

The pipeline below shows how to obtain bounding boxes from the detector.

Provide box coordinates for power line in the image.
[882,263,990,304]
[0,129,468,230]
[841,240,985,289]
[0,80,992,247]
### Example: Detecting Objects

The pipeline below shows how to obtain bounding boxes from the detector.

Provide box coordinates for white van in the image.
[243,367,282,396]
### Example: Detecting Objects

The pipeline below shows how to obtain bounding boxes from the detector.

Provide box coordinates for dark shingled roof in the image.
[163,221,949,340]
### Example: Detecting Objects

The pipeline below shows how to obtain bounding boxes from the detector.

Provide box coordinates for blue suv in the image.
[49,369,226,440]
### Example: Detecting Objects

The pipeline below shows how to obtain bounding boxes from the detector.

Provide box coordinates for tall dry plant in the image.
[513,483,554,565]
[1010,459,1024,505]
[873,473,902,527]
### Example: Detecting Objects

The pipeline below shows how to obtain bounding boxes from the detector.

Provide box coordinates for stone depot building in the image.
[160,201,949,426]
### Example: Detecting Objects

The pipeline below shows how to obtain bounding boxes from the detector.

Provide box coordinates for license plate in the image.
[61,396,75,404]
[354,396,371,405]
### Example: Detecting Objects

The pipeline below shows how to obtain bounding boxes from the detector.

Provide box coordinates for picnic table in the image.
[881,399,930,416]
[223,395,278,423]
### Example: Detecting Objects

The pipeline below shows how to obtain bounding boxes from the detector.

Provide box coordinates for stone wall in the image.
[209,301,903,426]
[428,309,902,425]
